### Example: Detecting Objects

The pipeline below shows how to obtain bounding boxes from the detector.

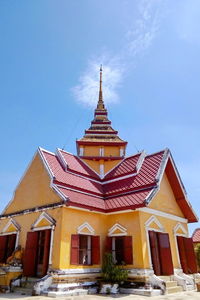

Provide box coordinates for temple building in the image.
[0,67,199,296]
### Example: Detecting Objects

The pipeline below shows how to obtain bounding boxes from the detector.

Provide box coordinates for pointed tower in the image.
[76,66,127,177]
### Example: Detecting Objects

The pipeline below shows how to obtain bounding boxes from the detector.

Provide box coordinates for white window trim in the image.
[77,222,95,235]
[108,223,127,237]
[31,212,56,265]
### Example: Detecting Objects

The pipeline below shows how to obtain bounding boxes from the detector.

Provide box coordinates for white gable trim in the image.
[173,223,188,236]
[56,148,68,171]
[31,212,56,230]
[77,222,95,235]
[145,215,164,232]
[108,223,127,236]
[2,218,21,233]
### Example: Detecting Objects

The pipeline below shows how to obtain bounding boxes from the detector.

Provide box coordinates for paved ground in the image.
[1,291,200,300]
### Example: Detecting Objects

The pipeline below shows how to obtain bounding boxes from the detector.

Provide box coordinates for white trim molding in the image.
[2,218,21,233]
[173,223,188,236]
[77,222,95,235]
[31,212,56,230]
[137,207,188,223]
[108,223,127,236]
[145,215,164,232]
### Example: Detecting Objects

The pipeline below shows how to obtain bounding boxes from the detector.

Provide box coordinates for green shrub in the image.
[102,253,128,283]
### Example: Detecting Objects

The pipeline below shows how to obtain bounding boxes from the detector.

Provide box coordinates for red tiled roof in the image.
[57,187,106,211]
[105,189,151,211]
[103,152,164,196]
[39,147,198,222]
[58,149,99,179]
[42,151,103,195]
[192,228,200,243]
[104,153,141,180]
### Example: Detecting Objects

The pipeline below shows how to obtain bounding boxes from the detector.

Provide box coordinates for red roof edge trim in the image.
[66,201,146,214]
[76,141,128,146]
[54,181,103,197]
[66,201,105,213]
[105,202,146,213]
[104,184,157,199]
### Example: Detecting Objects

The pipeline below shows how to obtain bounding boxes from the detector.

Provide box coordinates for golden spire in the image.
[97,64,105,110]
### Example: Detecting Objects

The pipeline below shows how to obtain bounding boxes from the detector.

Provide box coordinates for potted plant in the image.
[100,253,128,294]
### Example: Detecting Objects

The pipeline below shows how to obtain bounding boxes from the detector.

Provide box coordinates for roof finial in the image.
[97,64,105,110]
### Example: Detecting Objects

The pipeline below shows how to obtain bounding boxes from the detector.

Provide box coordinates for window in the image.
[71,234,100,265]
[79,235,91,265]
[0,234,16,263]
[106,236,133,265]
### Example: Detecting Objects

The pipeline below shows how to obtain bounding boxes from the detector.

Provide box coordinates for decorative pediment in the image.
[77,222,95,235]
[2,219,20,233]
[145,216,164,232]
[173,223,187,236]
[31,212,56,230]
[108,223,127,236]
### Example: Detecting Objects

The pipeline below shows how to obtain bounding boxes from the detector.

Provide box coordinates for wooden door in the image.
[184,237,198,274]
[7,234,17,258]
[23,231,39,277]
[177,236,188,273]
[149,231,161,275]
[157,232,174,275]
[41,229,51,277]
[0,236,8,263]
[177,236,198,274]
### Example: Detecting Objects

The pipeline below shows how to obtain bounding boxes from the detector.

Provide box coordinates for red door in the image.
[149,231,174,275]
[177,236,188,273]
[157,232,174,275]
[40,229,51,277]
[0,236,8,263]
[149,231,161,275]
[177,236,198,274]
[23,231,39,277]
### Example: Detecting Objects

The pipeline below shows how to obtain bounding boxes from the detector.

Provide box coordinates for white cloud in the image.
[72,0,164,107]
[126,0,162,57]
[72,59,124,107]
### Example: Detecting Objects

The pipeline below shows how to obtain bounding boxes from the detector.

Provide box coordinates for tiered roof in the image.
[76,66,127,147]
[38,147,198,222]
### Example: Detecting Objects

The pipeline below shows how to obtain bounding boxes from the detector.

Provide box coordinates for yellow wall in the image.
[0,208,63,269]
[3,153,61,215]
[59,208,144,270]
[138,211,188,269]
[149,173,185,218]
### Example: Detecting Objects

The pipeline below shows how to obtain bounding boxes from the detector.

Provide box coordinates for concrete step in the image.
[48,288,88,297]
[158,276,171,281]
[165,281,178,288]
[187,284,195,291]
[14,287,33,296]
[166,286,183,294]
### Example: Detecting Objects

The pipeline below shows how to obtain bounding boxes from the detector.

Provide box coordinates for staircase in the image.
[158,276,183,294]
[13,277,38,296]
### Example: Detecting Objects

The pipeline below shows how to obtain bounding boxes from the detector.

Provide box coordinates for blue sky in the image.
[0,0,200,234]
